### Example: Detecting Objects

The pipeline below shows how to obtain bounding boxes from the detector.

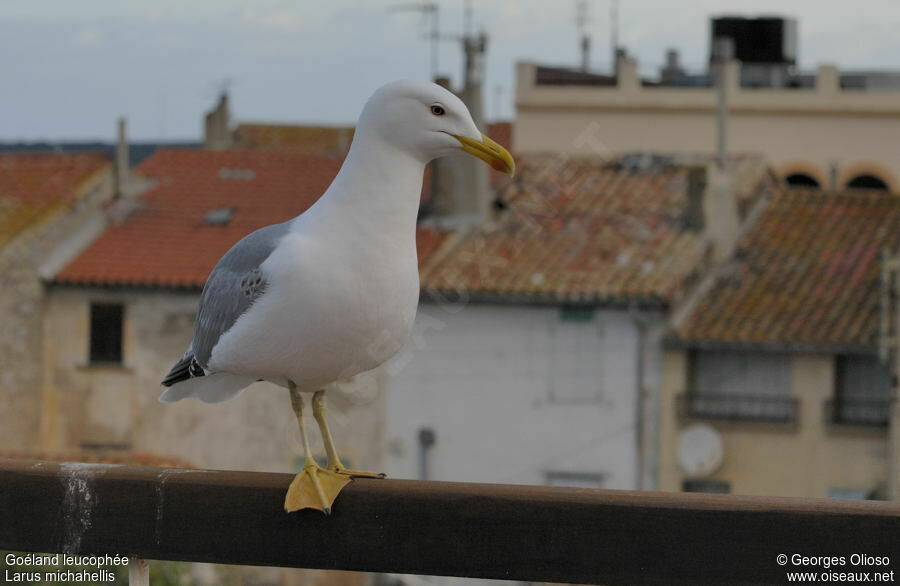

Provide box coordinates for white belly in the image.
[207,231,419,390]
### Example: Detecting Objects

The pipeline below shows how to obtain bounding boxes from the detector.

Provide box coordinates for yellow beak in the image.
[452,133,516,176]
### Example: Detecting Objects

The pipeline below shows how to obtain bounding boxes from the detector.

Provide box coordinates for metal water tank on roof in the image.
[710,16,797,65]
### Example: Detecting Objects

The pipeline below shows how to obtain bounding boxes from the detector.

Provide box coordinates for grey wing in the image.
[162,221,291,386]
[193,221,292,367]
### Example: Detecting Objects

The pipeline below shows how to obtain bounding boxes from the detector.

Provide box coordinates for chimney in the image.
[204,92,231,150]
[427,32,493,227]
[703,163,740,263]
[114,117,130,198]
[712,36,736,169]
[661,48,684,84]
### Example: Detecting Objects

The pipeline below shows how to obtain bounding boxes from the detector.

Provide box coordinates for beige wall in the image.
[40,288,386,475]
[660,349,889,498]
[0,169,113,452]
[515,61,900,192]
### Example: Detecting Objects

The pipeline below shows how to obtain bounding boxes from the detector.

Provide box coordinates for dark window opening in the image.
[828,355,892,426]
[89,303,124,364]
[846,174,888,191]
[784,173,820,188]
[682,350,796,422]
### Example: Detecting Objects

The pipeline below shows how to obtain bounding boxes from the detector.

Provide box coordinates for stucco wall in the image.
[660,349,889,497]
[0,171,112,451]
[385,304,652,490]
[41,288,385,474]
[515,62,900,191]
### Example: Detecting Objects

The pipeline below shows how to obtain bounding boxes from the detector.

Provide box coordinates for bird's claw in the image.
[330,466,386,479]
[284,463,352,513]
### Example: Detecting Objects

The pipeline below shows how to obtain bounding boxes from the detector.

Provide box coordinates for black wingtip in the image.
[162,352,205,387]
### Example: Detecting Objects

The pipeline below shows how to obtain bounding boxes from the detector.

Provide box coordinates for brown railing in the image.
[2,458,900,585]
[679,391,798,423]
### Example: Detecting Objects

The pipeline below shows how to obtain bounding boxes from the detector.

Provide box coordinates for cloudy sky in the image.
[3,0,900,141]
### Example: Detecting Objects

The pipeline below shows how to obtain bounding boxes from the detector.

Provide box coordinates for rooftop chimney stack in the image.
[661,48,685,84]
[712,36,735,169]
[427,30,493,227]
[204,92,232,151]
[114,117,130,198]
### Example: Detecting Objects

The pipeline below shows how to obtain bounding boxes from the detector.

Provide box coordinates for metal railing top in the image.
[2,458,900,585]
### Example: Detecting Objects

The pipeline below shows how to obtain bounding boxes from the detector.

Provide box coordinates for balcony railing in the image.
[826,395,892,427]
[3,458,900,585]
[679,391,798,423]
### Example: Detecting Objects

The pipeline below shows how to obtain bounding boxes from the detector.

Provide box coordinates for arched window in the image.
[784,173,820,188]
[846,174,888,191]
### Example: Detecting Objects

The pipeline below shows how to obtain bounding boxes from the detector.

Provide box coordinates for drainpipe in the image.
[629,307,650,491]
[417,427,436,481]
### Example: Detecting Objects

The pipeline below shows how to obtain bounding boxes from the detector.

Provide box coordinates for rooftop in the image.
[421,154,771,307]
[53,149,447,288]
[670,188,900,352]
[0,152,110,248]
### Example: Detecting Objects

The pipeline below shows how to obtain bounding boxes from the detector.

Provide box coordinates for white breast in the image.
[208,229,420,390]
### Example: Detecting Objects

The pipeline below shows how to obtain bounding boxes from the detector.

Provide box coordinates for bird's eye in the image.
[430,104,446,116]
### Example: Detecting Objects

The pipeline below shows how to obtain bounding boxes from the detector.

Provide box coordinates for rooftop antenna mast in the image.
[390,2,440,79]
[610,0,619,70]
[576,0,591,72]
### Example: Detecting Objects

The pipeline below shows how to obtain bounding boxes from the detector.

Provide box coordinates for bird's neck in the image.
[298,130,426,238]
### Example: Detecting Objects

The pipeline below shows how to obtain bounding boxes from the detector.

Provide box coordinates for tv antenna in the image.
[610,0,619,70]
[576,0,591,72]
[390,2,441,79]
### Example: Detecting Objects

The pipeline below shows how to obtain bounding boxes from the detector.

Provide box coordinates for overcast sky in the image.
[4,0,900,141]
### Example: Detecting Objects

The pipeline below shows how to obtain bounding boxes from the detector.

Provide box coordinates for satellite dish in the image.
[677,424,724,477]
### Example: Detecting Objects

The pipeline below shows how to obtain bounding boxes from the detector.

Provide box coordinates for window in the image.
[548,309,603,403]
[683,479,731,494]
[846,174,888,191]
[683,350,796,422]
[89,303,124,365]
[784,173,820,188]
[830,355,892,426]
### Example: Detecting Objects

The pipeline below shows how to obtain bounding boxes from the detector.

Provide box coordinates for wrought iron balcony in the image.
[826,395,892,427]
[679,391,798,423]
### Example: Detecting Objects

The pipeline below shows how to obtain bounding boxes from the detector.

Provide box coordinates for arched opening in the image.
[784,173,820,189]
[847,174,889,191]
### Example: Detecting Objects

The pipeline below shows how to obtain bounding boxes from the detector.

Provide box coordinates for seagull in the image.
[159,80,515,514]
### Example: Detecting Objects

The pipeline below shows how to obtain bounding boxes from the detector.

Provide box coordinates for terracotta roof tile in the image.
[672,188,900,351]
[55,149,447,288]
[0,152,110,245]
[0,152,109,204]
[420,155,770,306]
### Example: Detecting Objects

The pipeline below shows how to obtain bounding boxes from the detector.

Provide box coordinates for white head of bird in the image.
[354,79,515,175]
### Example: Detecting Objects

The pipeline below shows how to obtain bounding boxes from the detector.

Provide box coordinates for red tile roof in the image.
[234,124,354,156]
[421,155,770,306]
[671,188,900,351]
[0,152,109,204]
[55,149,447,288]
[0,152,110,247]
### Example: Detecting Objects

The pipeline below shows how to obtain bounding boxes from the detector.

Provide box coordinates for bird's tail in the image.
[158,373,258,404]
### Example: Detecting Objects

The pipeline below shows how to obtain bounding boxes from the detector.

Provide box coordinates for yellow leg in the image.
[312,390,386,479]
[284,382,351,514]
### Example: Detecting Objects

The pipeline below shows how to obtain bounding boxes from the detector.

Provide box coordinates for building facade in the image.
[662,188,900,498]
[386,154,773,494]
[514,59,900,192]
[0,153,114,452]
